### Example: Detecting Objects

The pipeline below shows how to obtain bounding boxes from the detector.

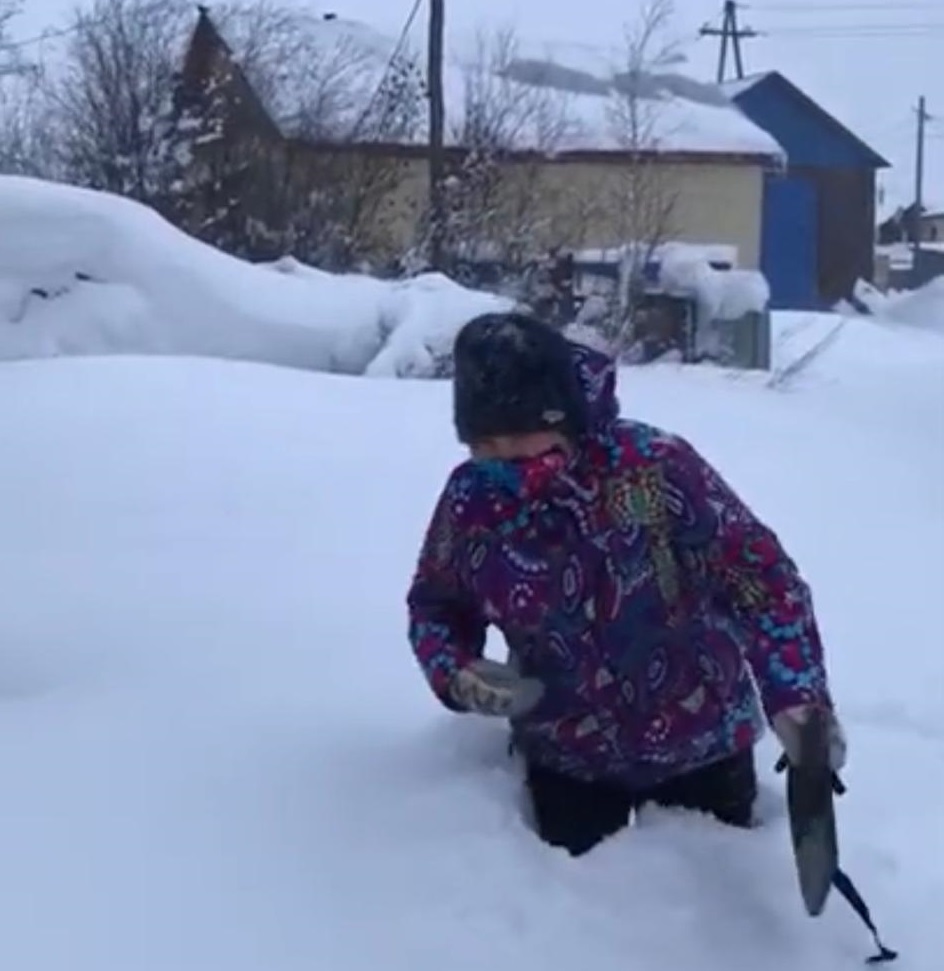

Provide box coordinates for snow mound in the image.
[850,276,944,331]
[364,273,521,377]
[863,277,944,331]
[659,244,769,318]
[0,324,941,969]
[0,176,510,375]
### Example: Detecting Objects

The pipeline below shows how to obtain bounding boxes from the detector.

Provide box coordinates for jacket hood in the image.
[569,339,619,434]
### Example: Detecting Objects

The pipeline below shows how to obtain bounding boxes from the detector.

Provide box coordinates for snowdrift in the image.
[850,276,944,331]
[0,176,776,381]
[0,176,511,374]
[0,316,942,970]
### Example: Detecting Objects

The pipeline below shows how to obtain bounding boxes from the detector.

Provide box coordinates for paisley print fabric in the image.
[407,343,833,789]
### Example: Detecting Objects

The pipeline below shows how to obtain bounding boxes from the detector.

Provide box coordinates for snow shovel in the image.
[774,709,897,964]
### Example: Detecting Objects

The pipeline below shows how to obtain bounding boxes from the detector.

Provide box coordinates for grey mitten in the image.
[450,659,545,718]
[772,704,847,771]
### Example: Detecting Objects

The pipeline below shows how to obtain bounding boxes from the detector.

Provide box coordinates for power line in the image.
[377,0,424,75]
[767,31,944,40]
[765,22,944,33]
[761,24,944,39]
[757,2,940,11]
[347,0,423,136]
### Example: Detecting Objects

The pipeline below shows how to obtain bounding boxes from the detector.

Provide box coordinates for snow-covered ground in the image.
[0,176,511,376]
[0,302,942,969]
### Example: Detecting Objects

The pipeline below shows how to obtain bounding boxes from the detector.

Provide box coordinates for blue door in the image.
[760,173,818,310]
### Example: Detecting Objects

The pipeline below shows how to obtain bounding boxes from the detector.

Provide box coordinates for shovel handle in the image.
[774,752,846,795]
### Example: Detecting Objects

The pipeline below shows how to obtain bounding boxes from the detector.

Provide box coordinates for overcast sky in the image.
[15,0,944,208]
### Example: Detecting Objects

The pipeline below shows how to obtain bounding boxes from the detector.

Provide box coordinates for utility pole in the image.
[699,1,758,84]
[912,95,930,264]
[427,0,446,271]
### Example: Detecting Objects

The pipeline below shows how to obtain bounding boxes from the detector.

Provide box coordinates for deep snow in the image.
[0,308,942,970]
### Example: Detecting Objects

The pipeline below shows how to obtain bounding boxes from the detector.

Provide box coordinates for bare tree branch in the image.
[604,0,681,349]
[456,27,573,153]
[436,26,573,265]
[42,0,193,198]
[0,1,59,176]
[0,0,17,45]
[30,0,423,270]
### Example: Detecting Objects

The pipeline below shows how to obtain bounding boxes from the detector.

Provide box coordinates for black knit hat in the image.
[452,312,589,445]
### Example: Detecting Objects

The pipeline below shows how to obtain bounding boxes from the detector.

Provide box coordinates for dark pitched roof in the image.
[179,6,280,140]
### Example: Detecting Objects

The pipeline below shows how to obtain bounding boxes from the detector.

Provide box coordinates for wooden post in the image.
[912,95,929,267]
[427,0,447,270]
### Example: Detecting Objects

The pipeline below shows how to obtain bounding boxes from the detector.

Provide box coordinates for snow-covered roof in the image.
[492,55,783,158]
[215,13,783,161]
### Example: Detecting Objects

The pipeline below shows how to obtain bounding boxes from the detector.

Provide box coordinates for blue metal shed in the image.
[725,72,889,310]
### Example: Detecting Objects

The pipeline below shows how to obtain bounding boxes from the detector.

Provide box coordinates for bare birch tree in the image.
[438,27,573,269]
[605,0,681,347]
[273,31,426,269]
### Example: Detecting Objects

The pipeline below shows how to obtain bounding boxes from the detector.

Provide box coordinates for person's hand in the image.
[772,704,847,772]
[450,659,545,718]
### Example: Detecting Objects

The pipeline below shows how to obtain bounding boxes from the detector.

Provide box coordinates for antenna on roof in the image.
[699,1,758,84]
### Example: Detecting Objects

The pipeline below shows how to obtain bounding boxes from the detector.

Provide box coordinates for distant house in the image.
[926,205,944,242]
[879,202,944,245]
[724,72,889,310]
[173,8,784,272]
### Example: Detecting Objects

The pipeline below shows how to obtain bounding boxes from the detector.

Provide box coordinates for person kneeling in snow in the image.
[407,312,846,857]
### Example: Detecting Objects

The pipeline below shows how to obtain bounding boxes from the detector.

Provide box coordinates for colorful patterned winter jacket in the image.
[407,343,833,788]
